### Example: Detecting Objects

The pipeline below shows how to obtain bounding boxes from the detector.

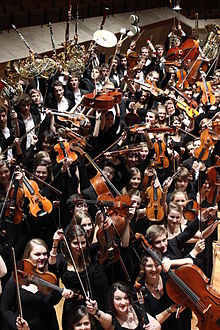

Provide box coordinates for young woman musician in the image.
[49,225,108,330]
[86,281,161,330]
[0,238,74,330]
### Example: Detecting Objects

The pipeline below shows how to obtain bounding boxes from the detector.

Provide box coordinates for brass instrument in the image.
[57,43,86,78]
[0,78,23,106]
[202,24,220,60]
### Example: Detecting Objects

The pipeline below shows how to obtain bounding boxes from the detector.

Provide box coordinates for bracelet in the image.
[94,309,101,318]
[167,307,172,314]
[50,251,57,257]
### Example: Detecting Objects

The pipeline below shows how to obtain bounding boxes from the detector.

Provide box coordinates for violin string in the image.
[62,235,88,298]
[138,236,208,314]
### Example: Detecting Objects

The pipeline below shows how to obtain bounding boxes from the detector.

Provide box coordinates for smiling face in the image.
[0,163,10,187]
[144,256,162,281]
[167,209,182,231]
[172,192,187,208]
[113,289,130,315]
[29,243,48,270]
[129,172,141,189]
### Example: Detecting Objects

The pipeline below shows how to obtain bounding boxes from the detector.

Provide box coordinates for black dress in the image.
[52,253,108,329]
[111,305,144,330]
[140,276,191,330]
[0,276,60,330]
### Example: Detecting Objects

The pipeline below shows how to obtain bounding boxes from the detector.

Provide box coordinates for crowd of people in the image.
[0,17,219,330]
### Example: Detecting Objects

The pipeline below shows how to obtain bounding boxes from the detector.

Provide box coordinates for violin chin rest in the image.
[37,210,48,217]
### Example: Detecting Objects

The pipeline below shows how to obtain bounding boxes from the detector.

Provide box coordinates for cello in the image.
[136,233,220,330]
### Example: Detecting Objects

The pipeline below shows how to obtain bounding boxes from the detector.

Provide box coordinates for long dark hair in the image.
[61,225,90,268]
[107,282,133,316]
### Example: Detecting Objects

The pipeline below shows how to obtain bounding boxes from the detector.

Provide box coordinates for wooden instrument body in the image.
[166,264,220,330]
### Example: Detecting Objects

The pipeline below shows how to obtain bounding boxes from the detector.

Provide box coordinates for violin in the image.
[82,92,115,111]
[4,179,24,224]
[128,125,175,134]
[145,174,164,221]
[196,73,216,105]
[16,259,83,298]
[194,128,218,162]
[153,140,169,169]
[65,128,87,149]
[54,139,78,163]
[96,217,120,267]
[176,69,189,90]
[136,233,220,330]
[107,91,122,104]
[170,95,199,119]
[206,166,220,206]
[183,200,200,221]
[22,173,53,218]
[169,85,198,109]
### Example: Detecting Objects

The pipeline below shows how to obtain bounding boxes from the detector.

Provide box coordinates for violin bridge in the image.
[202,304,212,314]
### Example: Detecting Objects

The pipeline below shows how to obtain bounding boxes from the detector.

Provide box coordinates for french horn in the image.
[0,79,23,105]
[202,24,220,60]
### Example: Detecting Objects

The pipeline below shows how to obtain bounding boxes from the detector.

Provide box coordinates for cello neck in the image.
[79,148,121,196]
[137,233,200,305]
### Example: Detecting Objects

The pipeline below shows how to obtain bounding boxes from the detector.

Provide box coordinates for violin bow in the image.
[61,233,88,298]
[22,168,62,196]
[0,121,42,157]
[11,247,23,320]
[0,169,16,224]
[73,146,121,196]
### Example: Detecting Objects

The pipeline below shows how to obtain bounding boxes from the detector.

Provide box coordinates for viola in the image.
[145,174,164,221]
[54,139,78,163]
[135,233,220,330]
[134,281,149,325]
[22,174,53,218]
[16,259,83,298]
[82,92,115,111]
[4,179,24,224]
[183,200,199,221]
[57,112,86,127]
[153,141,169,169]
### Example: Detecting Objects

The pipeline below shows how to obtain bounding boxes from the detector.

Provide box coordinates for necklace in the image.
[145,276,161,293]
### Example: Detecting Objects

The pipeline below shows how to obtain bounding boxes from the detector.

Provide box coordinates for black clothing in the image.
[51,253,108,329]
[111,304,144,330]
[0,276,60,330]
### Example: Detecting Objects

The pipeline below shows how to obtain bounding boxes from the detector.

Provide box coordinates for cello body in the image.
[166,264,220,330]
